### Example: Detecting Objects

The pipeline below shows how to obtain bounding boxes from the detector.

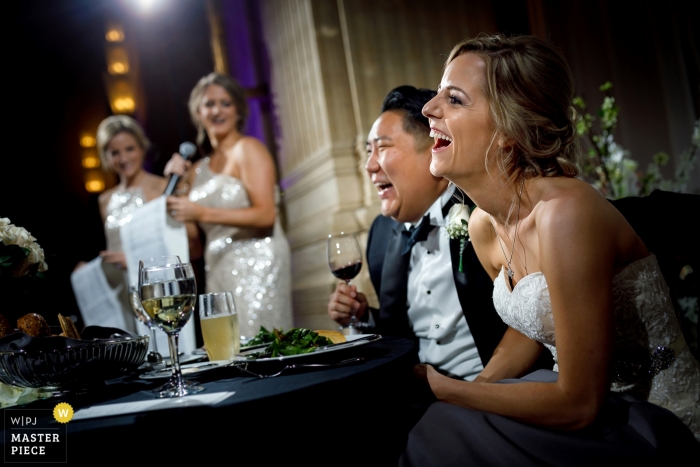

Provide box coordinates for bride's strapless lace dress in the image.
[493,254,700,439]
[189,158,293,339]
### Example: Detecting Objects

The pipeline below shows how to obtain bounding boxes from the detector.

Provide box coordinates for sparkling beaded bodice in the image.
[189,158,292,339]
[493,254,700,439]
[104,188,146,252]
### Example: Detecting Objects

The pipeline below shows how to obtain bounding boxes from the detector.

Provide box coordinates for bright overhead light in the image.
[130,0,165,14]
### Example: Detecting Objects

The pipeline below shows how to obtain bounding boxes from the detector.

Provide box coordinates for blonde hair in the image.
[96,115,151,169]
[446,34,580,187]
[188,72,249,146]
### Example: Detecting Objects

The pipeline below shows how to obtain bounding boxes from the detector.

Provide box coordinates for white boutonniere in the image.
[445,204,470,272]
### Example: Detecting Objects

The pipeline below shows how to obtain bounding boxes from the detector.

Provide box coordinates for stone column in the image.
[260,0,498,329]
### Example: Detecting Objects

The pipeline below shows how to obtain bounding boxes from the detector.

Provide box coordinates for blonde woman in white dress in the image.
[92,115,167,332]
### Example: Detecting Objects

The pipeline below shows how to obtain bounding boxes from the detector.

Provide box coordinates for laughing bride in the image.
[401,34,700,466]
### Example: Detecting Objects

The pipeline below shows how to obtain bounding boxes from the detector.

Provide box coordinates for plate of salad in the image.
[233,327,381,363]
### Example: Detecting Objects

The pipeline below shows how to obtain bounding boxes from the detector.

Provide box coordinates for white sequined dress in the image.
[103,188,146,333]
[493,254,700,439]
[189,158,293,339]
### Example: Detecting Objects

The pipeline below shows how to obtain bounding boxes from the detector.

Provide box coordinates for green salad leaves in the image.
[245,327,333,358]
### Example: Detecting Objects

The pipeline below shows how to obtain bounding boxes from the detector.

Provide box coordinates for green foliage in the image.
[0,243,30,277]
[573,83,699,199]
[245,327,333,358]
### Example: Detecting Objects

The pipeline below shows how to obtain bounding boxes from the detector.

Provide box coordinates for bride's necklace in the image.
[493,178,525,290]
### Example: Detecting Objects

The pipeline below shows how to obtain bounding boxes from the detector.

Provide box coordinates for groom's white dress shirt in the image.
[406,187,483,380]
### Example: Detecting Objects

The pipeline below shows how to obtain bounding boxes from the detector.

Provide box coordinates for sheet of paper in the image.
[120,195,195,354]
[70,257,128,330]
[72,391,236,421]
[120,195,189,288]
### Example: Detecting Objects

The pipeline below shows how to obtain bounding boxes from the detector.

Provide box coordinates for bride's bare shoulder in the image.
[468,207,502,279]
[538,177,612,213]
[534,177,623,240]
[468,207,494,240]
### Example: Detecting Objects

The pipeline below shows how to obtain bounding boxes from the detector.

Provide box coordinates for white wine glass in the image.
[139,255,203,398]
[327,232,363,334]
[129,284,163,367]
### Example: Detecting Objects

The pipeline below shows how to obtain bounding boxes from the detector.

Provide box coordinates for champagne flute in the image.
[327,232,363,334]
[129,284,163,366]
[139,255,203,398]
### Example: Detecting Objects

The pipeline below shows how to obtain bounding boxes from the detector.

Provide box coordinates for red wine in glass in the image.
[327,232,363,333]
[331,261,362,282]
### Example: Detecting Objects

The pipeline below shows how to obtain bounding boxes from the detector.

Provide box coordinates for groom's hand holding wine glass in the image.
[327,232,365,333]
[328,282,369,325]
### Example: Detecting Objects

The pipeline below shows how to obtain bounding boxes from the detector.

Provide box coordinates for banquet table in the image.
[1,336,420,464]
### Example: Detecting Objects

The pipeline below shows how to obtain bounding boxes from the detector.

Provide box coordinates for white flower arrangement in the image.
[0,218,47,407]
[0,218,48,278]
[445,204,470,272]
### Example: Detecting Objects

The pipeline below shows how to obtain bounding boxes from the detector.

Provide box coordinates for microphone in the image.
[164,141,197,196]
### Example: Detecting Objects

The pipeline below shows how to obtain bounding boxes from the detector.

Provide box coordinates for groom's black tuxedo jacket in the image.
[365,213,508,367]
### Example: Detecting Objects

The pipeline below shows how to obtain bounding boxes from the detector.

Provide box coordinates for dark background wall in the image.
[3,0,214,324]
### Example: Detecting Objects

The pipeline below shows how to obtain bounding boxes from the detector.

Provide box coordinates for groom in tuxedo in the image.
[328,86,510,381]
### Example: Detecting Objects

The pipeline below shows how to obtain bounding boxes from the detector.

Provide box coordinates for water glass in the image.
[199,291,240,361]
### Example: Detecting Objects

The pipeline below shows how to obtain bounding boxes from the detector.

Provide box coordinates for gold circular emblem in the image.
[53,402,74,423]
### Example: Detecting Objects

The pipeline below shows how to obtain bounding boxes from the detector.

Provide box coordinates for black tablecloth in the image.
[2,336,420,464]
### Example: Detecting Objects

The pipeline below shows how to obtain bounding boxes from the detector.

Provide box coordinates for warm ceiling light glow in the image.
[107,47,130,75]
[85,170,106,192]
[110,62,128,74]
[106,79,136,114]
[105,22,125,42]
[106,29,124,42]
[85,180,105,192]
[80,136,96,147]
[82,156,100,168]
[113,97,135,112]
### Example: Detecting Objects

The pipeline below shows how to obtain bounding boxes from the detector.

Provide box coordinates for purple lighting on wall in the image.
[220,0,279,158]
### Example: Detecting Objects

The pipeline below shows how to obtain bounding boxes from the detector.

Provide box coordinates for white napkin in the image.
[72,391,235,420]
[119,195,189,288]
[70,257,128,330]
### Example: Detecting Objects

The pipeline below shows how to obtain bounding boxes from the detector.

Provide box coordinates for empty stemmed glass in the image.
[129,284,163,368]
[138,255,203,398]
[327,232,363,334]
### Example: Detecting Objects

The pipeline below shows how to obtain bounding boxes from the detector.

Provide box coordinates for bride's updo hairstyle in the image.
[188,72,249,146]
[447,34,579,184]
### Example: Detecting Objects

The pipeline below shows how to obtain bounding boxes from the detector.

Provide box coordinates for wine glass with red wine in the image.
[327,232,363,334]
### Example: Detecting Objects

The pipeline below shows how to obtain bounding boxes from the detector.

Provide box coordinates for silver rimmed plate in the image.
[139,360,230,380]
[231,334,382,363]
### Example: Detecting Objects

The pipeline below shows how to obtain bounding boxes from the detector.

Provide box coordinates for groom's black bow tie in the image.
[399,196,459,256]
[401,215,434,255]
